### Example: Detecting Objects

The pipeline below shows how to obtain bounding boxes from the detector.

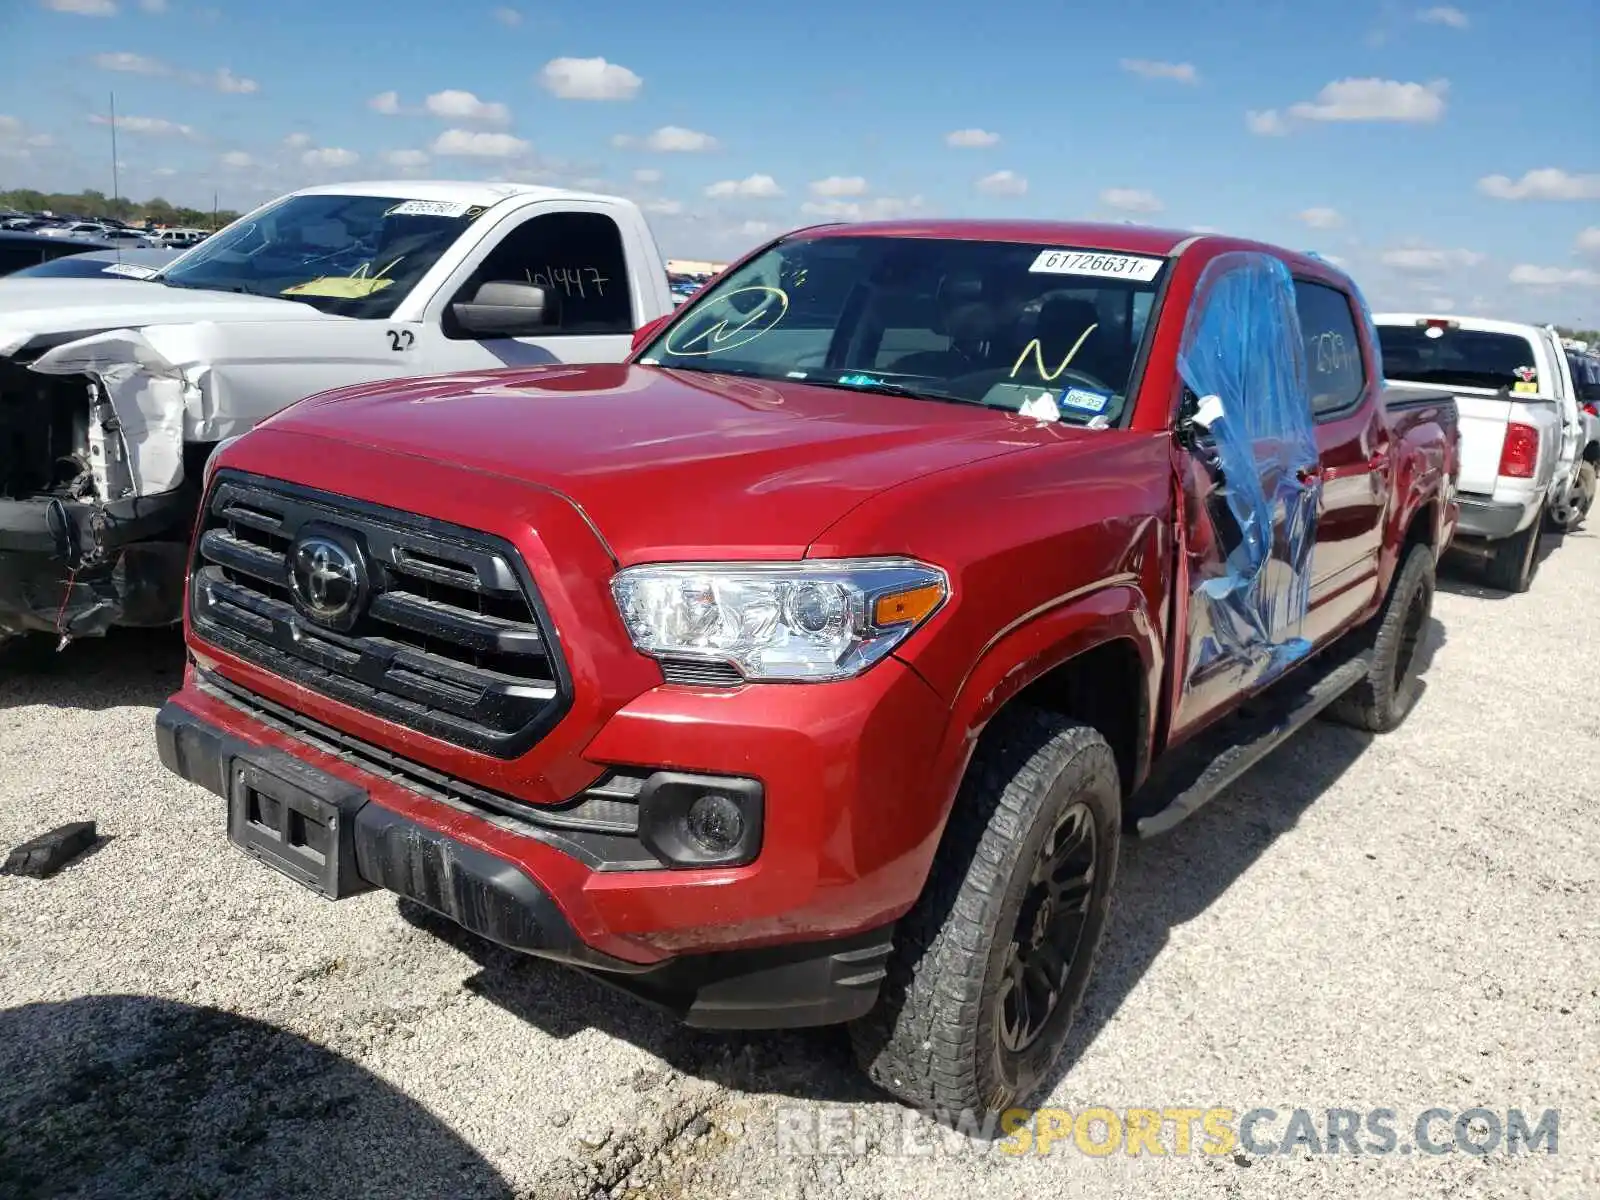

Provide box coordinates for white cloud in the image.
[210,68,258,94]
[0,116,22,137]
[44,0,117,14]
[1119,59,1199,84]
[1298,206,1344,229]
[643,198,683,215]
[92,51,166,75]
[632,167,662,184]
[383,148,430,168]
[629,125,719,152]
[975,169,1028,196]
[91,52,258,93]
[946,128,1000,148]
[1379,246,1484,273]
[151,165,177,176]
[490,5,521,24]
[424,89,510,124]
[302,147,359,168]
[1319,253,1350,268]
[282,131,313,149]
[1476,168,1600,201]
[1577,227,1600,256]
[368,90,403,115]
[800,195,923,222]
[139,0,167,10]
[738,220,773,237]
[220,150,253,168]
[1100,188,1163,213]
[705,174,783,199]
[25,133,54,147]
[1246,109,1289,136]
[1427,296,1456,310]
[809,175,867,197]
[89,113,196,138]
[1509,265,1600,288]
[1417,5,1469,27]
[429,128,530,157]
[538,57,642,101]
[1288,78,1448,124]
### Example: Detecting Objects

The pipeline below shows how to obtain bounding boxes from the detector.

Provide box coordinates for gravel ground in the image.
[2,533,1596,1200]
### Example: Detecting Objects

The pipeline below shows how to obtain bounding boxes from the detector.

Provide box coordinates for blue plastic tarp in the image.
[1177,251,1322,689]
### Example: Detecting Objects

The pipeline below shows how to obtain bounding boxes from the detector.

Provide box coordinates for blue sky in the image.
[1,0,1597,323]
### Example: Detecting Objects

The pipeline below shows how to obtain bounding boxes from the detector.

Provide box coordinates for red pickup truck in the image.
[156,220,1458,1116]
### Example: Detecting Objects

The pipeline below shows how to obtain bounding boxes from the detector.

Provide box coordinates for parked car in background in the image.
[0,230,114,277]
[0,180,675,643]
[1566,348,1600,522]
[153,228,209,250]
[158,219,1458,1117]
[1374,314,1583,589]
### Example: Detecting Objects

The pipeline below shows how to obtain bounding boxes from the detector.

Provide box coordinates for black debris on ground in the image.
[1,821,99,879]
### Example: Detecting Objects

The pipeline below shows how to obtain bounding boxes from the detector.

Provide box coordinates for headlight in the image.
[611,558,948,682]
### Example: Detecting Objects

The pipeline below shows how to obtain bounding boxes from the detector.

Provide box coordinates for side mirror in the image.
[1579,381,1600,404]
[452,280,553,338]
[630,312,671,356]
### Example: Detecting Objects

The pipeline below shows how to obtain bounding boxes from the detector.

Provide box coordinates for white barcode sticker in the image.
[1029,249,1164,281]
[101,263,160,279]
[387,200,474,218]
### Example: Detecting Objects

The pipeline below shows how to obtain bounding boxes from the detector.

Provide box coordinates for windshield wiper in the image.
[809,378,992,408]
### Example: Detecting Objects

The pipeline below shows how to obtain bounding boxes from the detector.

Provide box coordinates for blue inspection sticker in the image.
[838,373,886,387]
[1059,386,1111,414]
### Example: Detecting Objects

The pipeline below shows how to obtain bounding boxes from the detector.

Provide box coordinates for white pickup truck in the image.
[1373,313,1589,592]
[0,181,675,641]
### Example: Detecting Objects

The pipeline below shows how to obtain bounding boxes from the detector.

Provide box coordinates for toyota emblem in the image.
[289,535,364,627]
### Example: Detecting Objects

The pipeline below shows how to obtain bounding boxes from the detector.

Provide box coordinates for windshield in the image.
[1377,325,1542,392]
[158,193,482,318]
[639,235,1168,424]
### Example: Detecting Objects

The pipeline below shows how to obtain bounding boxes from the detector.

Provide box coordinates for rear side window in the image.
[1376,326,1541,392]
[465,211,634,335]
[1293,281,1366,416]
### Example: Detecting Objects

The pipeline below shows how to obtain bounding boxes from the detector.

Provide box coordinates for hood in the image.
[0,278,337,354]
[262,363,1070,561]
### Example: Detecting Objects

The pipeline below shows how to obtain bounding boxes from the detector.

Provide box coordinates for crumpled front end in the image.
[0,329,205,641]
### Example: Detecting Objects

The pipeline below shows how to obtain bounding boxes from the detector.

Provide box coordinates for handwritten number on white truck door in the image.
[387,330,415,352]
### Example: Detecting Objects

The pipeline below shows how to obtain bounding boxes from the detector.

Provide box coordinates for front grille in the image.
[191,471,570,758]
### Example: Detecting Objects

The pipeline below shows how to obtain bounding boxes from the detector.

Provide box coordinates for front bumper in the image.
[0,490,194,638]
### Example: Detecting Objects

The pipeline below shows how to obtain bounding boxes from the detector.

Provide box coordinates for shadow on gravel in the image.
[397,900,885,1107]
[1435,527,1574,600]
[0,627,183,713]
[0,995,513,1200]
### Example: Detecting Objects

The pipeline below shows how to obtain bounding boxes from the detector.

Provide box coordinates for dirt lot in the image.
[2,533,1596,1200]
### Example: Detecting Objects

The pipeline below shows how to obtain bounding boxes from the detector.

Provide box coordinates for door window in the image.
[458,211,633,336]
[1293,281,1366,417]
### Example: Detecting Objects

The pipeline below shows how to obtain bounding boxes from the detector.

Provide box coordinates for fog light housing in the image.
[636,771,764,868]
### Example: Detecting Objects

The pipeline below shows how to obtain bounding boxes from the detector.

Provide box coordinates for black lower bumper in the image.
[155,699,893,1029]
[0,490,195,638]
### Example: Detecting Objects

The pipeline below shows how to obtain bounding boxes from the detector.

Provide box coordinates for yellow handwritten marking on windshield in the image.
[280,276,395,298]
[1010,322,1099,382]
[665,286,789,357]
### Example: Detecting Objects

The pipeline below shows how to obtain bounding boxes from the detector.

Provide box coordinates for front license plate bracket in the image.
[227,750,373,900]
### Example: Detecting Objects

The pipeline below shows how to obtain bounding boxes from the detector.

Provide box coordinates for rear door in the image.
[1294,279,1385,642]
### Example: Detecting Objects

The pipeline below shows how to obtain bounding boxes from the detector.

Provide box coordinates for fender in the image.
[915,580,1162,861]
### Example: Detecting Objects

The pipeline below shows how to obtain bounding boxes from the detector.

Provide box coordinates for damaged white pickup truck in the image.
[0,180,675,641]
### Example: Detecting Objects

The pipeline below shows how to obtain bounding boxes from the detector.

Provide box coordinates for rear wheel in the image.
[1326,542,1435,733]
[849,708,1120,1116]
[1483,502,1544,593]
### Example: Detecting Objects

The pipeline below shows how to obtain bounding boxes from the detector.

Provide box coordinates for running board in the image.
[1134,651,1373,839]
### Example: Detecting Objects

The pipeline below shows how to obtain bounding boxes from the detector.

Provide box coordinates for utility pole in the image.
[109,91,120,217]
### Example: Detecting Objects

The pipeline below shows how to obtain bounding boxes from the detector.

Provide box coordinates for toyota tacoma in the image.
[157,220,1459,1114]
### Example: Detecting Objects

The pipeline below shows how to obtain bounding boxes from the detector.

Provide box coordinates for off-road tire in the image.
[1325,542,1435,733]
[1483,502,1544,594]
[848,708,1120,1116]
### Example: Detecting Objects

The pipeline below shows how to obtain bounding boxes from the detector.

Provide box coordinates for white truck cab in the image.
[0,180,674,641]
[1373,313,1585,591]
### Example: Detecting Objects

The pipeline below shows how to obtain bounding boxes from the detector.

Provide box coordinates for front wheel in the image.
[849,708,1120,1115]
[1554,461,1596,532]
